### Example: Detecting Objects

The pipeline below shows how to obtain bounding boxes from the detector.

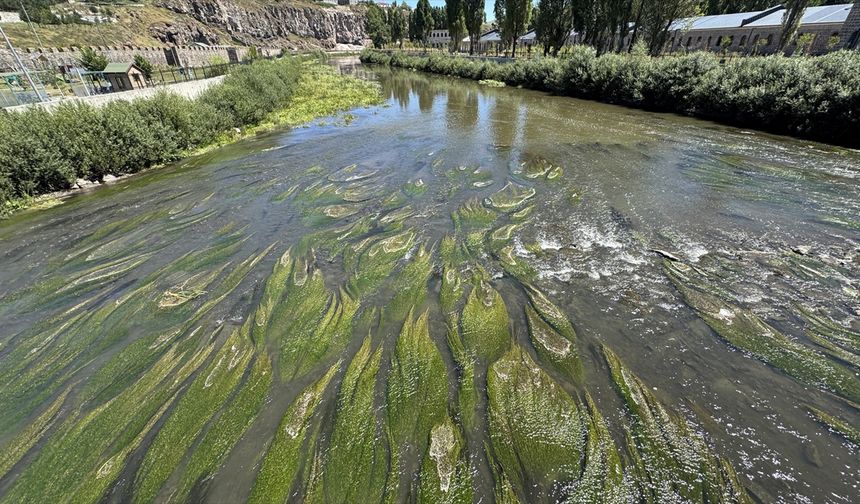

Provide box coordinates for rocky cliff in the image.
[154,0,368,49]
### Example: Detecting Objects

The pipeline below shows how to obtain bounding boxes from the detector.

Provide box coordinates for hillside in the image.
[0,0,368,49]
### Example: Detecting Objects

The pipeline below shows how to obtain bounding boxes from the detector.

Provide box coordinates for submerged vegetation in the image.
[0,57,382,215]
[0,57,856,503]
[360,49,860,148]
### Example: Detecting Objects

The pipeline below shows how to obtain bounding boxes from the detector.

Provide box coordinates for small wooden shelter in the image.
[102,62,147,92]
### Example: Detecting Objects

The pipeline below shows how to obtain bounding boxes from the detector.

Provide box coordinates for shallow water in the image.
[0,58,858,503]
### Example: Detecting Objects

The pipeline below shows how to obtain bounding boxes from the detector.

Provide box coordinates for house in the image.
[428,29,451,48]
[665,3,859,55]
[102,62,147,92]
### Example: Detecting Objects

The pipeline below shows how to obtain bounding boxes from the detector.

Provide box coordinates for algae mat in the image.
[0,60,858,503]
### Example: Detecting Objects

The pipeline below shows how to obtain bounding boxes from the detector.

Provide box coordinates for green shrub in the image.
[361,48,860,148]
[0,57,303,208]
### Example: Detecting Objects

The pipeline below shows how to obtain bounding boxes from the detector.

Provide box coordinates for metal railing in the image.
[2,56,274,108]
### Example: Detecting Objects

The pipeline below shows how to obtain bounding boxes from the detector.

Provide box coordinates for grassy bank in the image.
[361,48,860,148]
[0,57,382,216]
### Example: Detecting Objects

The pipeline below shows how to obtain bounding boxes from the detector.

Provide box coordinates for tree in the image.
[495,0,532,57]
[534,0,573,56]
[778,0,810,52]
[365,2,391,49]
[79,47,107,71]
[446,0,467,52]
[390,2,409,49]
[415,0,435,46]
[431,5,448,28]
[133,54,154,80]
[637,0,699,55]
[463,0,485,54]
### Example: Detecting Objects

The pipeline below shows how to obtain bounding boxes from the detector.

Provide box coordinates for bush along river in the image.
[0,58,858,503]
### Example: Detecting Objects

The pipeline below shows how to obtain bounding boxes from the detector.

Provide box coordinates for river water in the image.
[0,58,857,503]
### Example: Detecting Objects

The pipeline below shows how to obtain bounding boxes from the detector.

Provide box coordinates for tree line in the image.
[364,0,846,57]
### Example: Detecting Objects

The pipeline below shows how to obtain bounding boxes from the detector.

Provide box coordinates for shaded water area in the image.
[0,57,858,503]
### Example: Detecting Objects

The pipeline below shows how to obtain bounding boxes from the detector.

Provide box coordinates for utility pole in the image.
[0,23,45,102]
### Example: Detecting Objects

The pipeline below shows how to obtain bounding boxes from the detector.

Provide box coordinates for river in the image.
[0,58,857,503]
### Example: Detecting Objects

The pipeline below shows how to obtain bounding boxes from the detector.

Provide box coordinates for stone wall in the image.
[842,1,860,49]
[0,44,279,72]
[667,23,847,56]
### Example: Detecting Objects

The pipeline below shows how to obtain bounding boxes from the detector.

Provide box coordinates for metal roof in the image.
[479,30,501,42]
[672,3,852,31]
[519,30,536,41]
[102,62,135,74]
[746,4,852,27]
[671,10,768,31]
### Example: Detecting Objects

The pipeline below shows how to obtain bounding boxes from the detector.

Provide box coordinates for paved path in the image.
[6,75,224,112]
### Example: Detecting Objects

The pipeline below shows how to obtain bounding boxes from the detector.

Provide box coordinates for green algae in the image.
[132,321,257,504]
[524,284,578,341]
[525,304,582,380]
[171,355,273,503]
[4,331,214,504]
[81,244,273,407]
[602,345,751,504]
[518,156,562,180]
[487,345,585,500]
[320,203,362,220]
[796,304,860,356]
[317,336,389,503]
[0,387,69,480]
[452,197,497,231]
[345,229,415,298]
[328,163,379,183]
[416,415,474,504]
[484,181,536,212]
[385,244,434,323]
[379,205,416,230]
[386,310,450,498]
[404,179,428,197]
[275,258,359,380]
[460,280,511,363]
[492,244,536,282]
[262,252,358,381]
[807,406,860,445]
[566,394,629,503]
[249,361,340,504]
[666,260,860,404]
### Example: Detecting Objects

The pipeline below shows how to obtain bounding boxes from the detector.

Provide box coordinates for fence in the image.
[2,56,272,108]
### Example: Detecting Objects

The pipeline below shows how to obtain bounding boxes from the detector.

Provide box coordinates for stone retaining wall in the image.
[0,44,280,71]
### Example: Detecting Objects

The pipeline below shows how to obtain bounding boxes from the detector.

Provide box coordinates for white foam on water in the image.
[537,234,563,251]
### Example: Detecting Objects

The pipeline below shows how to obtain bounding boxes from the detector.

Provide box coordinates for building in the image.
[665,3,859,55]
[428,29,451,49]
[102,62,147,92]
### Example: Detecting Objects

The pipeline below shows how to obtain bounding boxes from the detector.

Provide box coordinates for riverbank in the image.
[0,57,382,217]
[360,49,860,148]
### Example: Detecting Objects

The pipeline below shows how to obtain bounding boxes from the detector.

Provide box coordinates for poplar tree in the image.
[464,0,485,54]
[534,0,573,56]
[365,3,391,49]
[446,0,468,52]
[415,0,435,46]
[779,0,811,51]
[390,2,409,49]
[495,0,532,57]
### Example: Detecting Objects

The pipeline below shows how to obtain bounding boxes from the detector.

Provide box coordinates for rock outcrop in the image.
[149,19,223,46]
[154,0,368,48]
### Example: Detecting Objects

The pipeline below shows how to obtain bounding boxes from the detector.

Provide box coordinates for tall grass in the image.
[0,58,301,211]
[361,49,860,148]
